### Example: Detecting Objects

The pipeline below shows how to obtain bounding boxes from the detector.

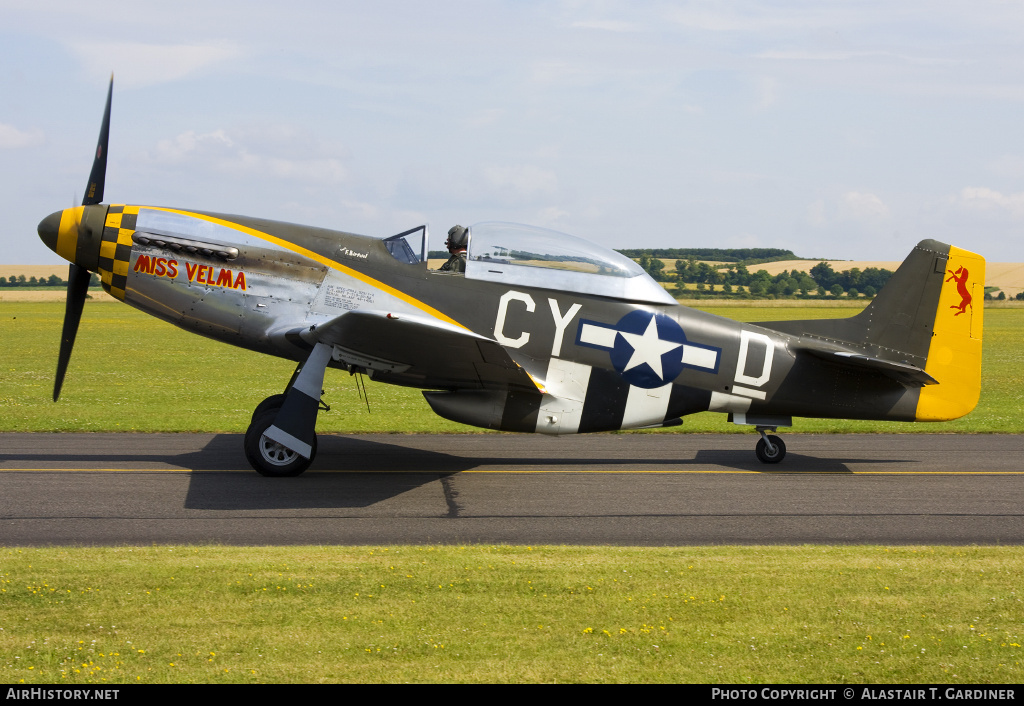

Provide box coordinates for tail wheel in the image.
[244,409,315,477]
[755,435,786,464]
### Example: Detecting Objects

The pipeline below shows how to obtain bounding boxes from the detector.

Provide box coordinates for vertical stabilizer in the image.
[756,240,985,422]
[915,245,985,421]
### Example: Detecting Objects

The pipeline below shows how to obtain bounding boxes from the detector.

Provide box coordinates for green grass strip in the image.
[1,545,1021,684]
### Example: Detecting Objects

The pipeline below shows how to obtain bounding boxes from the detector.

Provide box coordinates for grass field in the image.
[3,302,1021,685]
[1,545,1021,684]
[1,301,1020,433]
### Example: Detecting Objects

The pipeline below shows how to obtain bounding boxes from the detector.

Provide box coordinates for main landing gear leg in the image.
[244,342,333,477]
[754,426,786,464]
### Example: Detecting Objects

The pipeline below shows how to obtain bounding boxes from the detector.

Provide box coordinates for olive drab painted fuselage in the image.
[36,79,985,475]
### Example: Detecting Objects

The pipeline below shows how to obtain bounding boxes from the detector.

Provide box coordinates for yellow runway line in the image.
[2,468,1023,475]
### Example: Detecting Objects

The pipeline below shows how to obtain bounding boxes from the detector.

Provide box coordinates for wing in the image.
[288,310,540,392]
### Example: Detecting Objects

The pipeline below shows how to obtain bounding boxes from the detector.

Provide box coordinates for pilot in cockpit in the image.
[438,225,469,273]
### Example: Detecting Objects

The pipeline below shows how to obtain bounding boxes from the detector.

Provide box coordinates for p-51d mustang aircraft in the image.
[38,79,985,476]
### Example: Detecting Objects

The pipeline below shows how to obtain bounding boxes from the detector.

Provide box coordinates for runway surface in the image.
[1,433,1022,546]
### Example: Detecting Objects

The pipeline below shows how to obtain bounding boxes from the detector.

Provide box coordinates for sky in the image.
[3,0,1024,264]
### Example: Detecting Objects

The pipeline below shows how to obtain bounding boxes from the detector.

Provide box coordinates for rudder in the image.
[915,245,984,420]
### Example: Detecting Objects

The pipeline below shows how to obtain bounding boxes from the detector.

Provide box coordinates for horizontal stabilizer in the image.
[797,346,938,386]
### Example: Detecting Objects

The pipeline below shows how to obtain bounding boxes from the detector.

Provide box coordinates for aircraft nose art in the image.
[95,205,136,300]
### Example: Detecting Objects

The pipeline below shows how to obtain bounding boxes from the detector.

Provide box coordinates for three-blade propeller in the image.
[53,76,113,401]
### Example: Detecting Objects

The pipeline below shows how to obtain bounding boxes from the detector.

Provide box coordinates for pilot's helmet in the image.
[446,225,468,250]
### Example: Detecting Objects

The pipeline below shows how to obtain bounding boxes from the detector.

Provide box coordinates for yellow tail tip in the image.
[916,245,984,421]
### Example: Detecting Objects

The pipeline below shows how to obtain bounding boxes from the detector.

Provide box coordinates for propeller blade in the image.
[82,75,113,206]
[50,77,112,400]
[53,263,92,402]
[53,76,111,400]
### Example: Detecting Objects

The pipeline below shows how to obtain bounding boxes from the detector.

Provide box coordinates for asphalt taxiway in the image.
[1,433,1022,545]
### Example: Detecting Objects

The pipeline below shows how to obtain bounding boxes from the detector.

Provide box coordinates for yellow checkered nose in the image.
[37,204,108,273]
[37,204,136,301]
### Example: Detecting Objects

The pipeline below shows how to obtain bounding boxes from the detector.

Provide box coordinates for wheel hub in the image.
[259,435,299,466]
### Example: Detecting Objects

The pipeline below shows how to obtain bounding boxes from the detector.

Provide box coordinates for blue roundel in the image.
[608,311,686,389]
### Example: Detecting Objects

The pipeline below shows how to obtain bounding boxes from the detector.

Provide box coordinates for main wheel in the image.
[244,409,315,477]
[251,394,288,423]
[755,435,786,464]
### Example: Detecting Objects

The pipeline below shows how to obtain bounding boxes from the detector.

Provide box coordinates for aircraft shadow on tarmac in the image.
[174,434,910,511]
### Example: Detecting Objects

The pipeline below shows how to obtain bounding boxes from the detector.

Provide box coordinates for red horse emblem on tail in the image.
[946,266,972,316]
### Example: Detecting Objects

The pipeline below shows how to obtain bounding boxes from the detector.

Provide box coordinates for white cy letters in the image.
[548,299,582,357]
[494,290,535,347]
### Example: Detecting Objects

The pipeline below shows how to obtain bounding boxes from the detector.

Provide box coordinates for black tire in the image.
[244,409,315,477]
[755,435,786,464]
[251,394,288,423]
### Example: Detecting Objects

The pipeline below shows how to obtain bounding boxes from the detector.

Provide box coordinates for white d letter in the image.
[735,330,774,388]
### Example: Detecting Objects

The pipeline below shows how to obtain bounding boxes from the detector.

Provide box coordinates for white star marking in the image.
[618,316,682,381]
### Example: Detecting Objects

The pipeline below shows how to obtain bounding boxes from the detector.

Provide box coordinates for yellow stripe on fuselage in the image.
[916,245,985,421]
[145,207,468,330]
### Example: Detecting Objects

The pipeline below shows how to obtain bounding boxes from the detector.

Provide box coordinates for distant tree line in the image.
[629,253,897,299]
[617,247,797,263]
[0,274,65,287]
[0,273,101,287]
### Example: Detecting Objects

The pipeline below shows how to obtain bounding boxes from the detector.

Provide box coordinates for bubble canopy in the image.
[464,222,676,304]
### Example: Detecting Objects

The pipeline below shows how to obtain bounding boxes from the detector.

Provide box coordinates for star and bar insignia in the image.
[576,310,721,389]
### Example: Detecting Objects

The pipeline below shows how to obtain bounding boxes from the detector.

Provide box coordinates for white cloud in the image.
[147,127,348,184]
[954,186,1024,219]
[755,76,779,111]
[153,129,234,164]
[337,199,381,222]
[391,161,561,214]
[757,50,961,67]
[482,165,559,200]
[0,123,44,149]
[839,191,890,220]
[804,192,891,228]
[462,109,505,129]
[69,41,242,88]
[987,155,1024,179]
[661,3,835,33]
[570,20,642,33]
[806,199,827,226]
[529,60,606,87]
[535,206,571,227]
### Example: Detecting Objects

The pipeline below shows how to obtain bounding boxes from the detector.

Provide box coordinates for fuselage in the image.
[38,203,933,435]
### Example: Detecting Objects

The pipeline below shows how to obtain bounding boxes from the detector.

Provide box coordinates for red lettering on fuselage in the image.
[135,256,245,290]
[186,262,246,290]
[216,268,233,287]
[134,255,174,279]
